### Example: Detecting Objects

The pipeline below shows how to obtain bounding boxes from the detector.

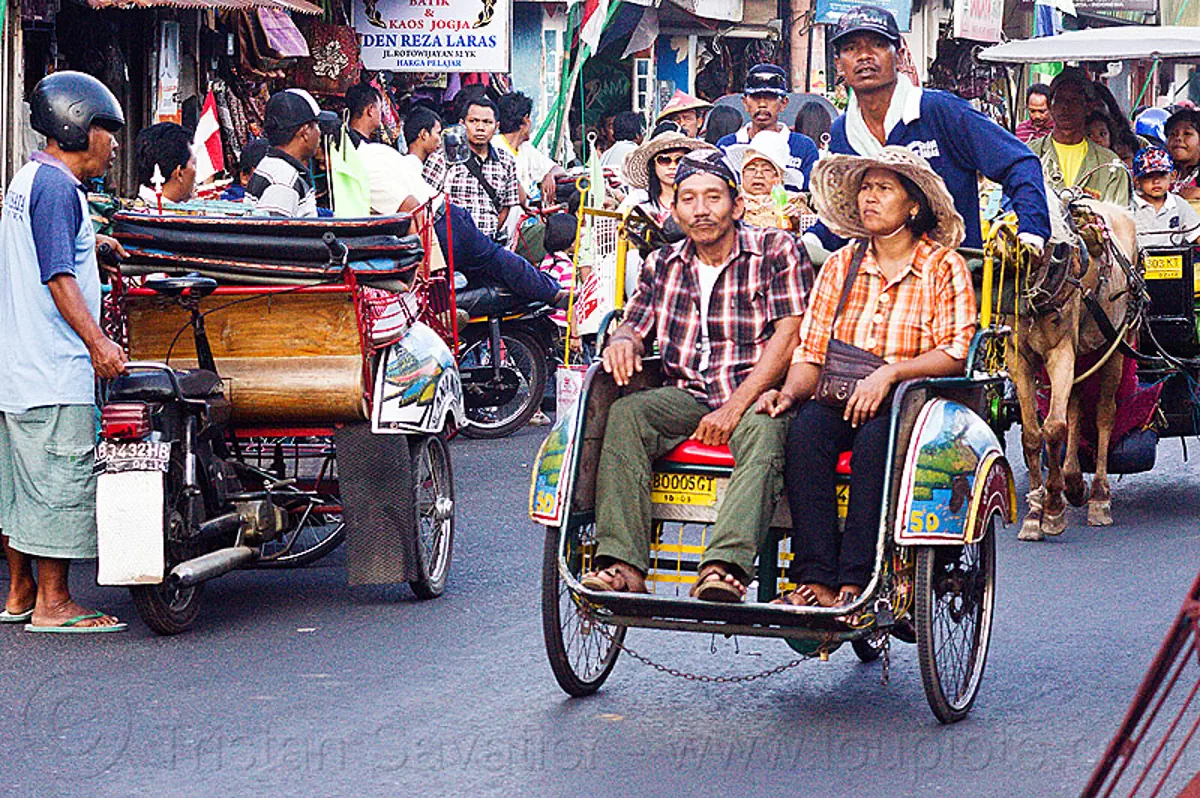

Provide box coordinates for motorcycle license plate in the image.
[651,473,717,506]
[1145,254,1183,281]
[95,440,171,473]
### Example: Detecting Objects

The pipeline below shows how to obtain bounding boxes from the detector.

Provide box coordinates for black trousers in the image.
[784,401,890,590]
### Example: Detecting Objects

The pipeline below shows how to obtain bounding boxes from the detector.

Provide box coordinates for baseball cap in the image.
[1133,146,1174,179]
[264,88,338,133]
[744,64,789,97]
[829,5,903,48]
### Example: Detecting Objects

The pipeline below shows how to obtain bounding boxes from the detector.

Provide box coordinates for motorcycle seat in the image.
[456,285,546,318]
[109,369,222,401]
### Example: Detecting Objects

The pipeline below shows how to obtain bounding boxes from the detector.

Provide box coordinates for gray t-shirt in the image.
[0,153,101,412]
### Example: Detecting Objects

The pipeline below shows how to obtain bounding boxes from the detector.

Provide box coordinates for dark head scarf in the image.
[674,150,740,194]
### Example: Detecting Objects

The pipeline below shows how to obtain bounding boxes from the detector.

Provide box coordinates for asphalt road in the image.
[2,425,1199,797]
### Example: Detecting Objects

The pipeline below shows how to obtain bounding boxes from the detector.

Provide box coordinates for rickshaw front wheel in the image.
[542,520,625,696]
[408,434,455,599]
[914,515,997,724]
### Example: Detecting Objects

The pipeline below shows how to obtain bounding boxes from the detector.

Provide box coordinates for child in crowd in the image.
[1132,146,1200,250]
[540,213,581,333]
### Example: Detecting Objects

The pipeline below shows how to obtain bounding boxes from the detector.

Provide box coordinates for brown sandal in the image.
[836,589,869,628]
[580,563,648,594]
[690,564,744,603]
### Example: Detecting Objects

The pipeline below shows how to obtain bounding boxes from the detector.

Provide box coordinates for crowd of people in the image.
[8,1,1200,633]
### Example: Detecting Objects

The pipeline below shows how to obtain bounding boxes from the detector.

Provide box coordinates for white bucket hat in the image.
[725,130,805,189]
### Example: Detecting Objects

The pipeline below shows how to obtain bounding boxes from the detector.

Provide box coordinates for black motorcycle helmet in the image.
[31,71,125,152]
[441,124,470,165]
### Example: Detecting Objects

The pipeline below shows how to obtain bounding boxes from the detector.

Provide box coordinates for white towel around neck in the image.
[843,76,923,157]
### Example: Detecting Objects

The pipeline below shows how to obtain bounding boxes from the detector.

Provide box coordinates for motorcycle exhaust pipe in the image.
[169,545,257,589]
[196,511,243,541]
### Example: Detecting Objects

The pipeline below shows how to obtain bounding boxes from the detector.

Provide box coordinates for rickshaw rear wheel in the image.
[408,434,455,599]
[542,520,625,696]
[130,466,204,636]
[459,328,548,439]
[914,515,997,724]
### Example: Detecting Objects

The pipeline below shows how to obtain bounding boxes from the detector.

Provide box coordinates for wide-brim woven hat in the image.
[655,90,713,126]
[623,130,716,189]
[809,146,965,249]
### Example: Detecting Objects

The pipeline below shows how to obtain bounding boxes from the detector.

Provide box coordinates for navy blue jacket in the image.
[811,89,1050,251]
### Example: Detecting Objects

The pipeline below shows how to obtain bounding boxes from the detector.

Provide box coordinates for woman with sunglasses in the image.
[621,123,716,225]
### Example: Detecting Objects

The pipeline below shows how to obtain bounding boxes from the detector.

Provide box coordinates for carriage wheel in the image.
[914,516,997,724]
[408,435,455,599]
[541,519,625,696]
[255,437,345,568]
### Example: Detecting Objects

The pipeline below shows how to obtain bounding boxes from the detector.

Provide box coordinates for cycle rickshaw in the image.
[528,204,1017,723]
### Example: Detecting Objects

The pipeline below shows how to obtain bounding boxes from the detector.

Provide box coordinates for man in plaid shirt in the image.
[581,151,814,603]
[422,96,519,239]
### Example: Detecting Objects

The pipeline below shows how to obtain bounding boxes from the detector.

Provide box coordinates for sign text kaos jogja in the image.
[354,0,511,73]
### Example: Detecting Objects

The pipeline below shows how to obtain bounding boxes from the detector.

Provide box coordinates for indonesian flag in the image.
[575,0,609,52]
[192,90,225,185]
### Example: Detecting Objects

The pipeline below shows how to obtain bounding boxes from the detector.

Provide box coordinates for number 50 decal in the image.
[910,510,941,534]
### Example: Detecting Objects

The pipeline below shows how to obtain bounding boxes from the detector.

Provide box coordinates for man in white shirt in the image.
[494,92,566,204]
[599,112,642,184]
[363,107,564,307]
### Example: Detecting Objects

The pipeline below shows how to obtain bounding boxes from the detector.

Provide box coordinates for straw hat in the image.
[725,129,805,190]
[623,130,716,190]
[809,146,965,249]
[655,90,712,126]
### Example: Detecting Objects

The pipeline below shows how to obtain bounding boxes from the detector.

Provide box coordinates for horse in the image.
[994,186,1140,541]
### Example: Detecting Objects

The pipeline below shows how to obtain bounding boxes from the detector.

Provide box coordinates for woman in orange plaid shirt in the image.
[756,147,976,611]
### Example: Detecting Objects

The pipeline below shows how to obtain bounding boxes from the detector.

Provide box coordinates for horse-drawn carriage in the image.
[96,209,462,634]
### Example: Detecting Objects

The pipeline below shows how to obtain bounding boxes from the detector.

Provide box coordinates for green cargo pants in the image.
[593,386,789,581]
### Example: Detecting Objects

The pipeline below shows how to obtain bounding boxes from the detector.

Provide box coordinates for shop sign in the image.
[353,0,511,72]
[814,0,912,32]
[952,0,1003,43]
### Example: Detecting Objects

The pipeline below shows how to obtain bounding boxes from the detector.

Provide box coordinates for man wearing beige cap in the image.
[655,90,712,138]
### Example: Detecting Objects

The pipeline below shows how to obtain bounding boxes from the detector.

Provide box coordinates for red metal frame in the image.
[1084,569,1200,797]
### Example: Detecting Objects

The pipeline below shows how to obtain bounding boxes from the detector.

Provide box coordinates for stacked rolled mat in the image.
[112,212,424,288]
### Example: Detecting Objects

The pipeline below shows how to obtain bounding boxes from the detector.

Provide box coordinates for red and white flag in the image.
[574,0,609,52]
[192,90,225,185]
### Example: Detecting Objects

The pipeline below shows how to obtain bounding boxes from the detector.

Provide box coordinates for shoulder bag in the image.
[812,240,890,409]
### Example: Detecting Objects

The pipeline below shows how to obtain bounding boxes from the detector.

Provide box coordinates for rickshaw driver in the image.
[802,5,1051,264]
[581,150,815,602]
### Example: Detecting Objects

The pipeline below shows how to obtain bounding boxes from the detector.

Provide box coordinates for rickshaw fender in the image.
[893,398,1013,546]
[529,403,580,526]
[370,322,465,435]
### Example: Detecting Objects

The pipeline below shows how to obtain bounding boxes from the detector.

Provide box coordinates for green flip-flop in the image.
[25,612,128,634]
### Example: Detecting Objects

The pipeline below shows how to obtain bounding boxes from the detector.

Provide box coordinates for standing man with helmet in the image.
[716,64,819,190]
[0,71,129,633]
[802,4,1050,263]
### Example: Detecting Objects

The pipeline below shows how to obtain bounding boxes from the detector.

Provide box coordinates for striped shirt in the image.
[247,149,317,218]
[794,236,976,368]
[624,224,813,409]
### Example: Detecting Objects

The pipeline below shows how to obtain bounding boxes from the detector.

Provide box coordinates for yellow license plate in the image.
[837,483,849,519]
[1145,254,1183,281]
[651,473,717,506]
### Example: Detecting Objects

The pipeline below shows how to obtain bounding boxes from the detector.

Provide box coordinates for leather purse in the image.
[813,241,890,409]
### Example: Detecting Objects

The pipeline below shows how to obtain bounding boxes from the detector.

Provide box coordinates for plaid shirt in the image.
[794,237,976,368]
[422,145,519,237]
[624,224,813,409]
